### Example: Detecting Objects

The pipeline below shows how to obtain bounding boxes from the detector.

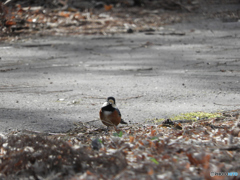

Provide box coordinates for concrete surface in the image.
[0,17,240,133]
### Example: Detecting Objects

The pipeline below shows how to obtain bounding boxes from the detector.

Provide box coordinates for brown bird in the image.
[99,97,127,128]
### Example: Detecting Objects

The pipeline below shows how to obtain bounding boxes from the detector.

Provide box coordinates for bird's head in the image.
[101,97,116,108]
[107,96,116,107]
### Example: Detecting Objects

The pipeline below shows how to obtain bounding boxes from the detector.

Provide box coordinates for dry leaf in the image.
[86,170,93,175]
[150,129,156,136]
[174,123,183,130]
[185,162,190,169]
[138,140,144,146]
[4,20,16,27]
[104,4,113,11]
[59,11,70,17]
[148,168,154,175]
[162,154,171,160]
[129,136,134,143]
[186,153,199,165]
[27,18,33,22]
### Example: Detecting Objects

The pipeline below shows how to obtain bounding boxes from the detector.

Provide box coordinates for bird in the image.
[99,97,127,128]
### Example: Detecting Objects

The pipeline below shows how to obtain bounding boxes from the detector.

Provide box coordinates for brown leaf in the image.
[138,140,144,145]
[150,129,156,136]
[104,4,113,11]
[27,18,33,22]
[186,153,211,168]
[186,153,200,165]
[174,122,183,130]
[162,154,171,160]
[148,140,154,147]
[14,160,23,168]
[73,12,85,20]
[5,20,16,27]
[202,154,211,169]
[129,136,134,143]
[86,170,94,175]
[185,162,190,169]
[148,168,154,175]
[59,11,70,18]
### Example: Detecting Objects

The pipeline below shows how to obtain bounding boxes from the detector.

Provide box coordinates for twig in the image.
[85,119,99,123]
[219,146,240,151]
[4,0,11,5]
[120,95,143,100]
[214,103,240,106]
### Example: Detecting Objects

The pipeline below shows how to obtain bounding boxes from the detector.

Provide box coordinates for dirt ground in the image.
[0,1,240,134]
[0,1,240,180]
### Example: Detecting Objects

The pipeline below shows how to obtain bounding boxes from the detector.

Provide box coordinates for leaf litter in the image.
[0,109,240,179]
[1,0,240,179]
[0,0,202,41]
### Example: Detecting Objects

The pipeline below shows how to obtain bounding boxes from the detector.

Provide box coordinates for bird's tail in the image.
[120,119,128,124]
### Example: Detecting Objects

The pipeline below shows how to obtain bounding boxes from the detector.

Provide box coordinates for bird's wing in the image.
[115,108,121,117]
[116,108,128,124]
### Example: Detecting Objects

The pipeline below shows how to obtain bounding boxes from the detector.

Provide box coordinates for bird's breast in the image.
[103,111,112,116]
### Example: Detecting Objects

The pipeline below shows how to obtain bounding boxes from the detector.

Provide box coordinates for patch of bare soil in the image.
[0,109,240,179]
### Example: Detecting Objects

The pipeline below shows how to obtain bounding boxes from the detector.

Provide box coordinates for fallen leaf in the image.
[174,123,183,130]
[104,4,113,11]
[5,20,16,27]
[129,136,134,143]
[186,153,199,165]
[148,168,154,175]
[185,162,190,169]
[86,170,93,175]
[59,11,70,17]
[150,129,156,136]
[138,140,144,145]
[162,154,171,160]
[150,157,159,165]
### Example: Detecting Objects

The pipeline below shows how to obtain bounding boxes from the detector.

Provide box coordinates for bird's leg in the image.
[114,125,119,131]
[105,126,109,135]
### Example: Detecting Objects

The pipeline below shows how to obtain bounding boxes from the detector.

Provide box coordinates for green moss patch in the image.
[169,111,222,121]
